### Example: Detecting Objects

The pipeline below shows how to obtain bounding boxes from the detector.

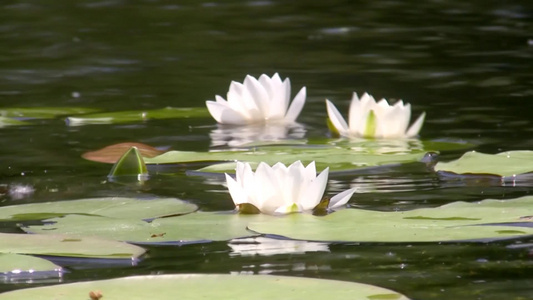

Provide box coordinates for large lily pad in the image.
[248,196,533,243]
[0,233,145,259]
[0,253,61,274]
[434,150,533,177]
[66,106,209,125]
[0,274,410,300]
[145,146,428,173]
[0,197,197,221]
[24,212,273,244]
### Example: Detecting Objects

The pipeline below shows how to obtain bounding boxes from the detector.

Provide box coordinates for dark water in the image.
[1,0,532,299]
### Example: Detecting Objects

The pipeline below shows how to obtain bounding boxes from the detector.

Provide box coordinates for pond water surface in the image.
[1,0,532,299]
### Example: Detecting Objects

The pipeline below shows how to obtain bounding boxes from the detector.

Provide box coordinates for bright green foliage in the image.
[0,107,99,119]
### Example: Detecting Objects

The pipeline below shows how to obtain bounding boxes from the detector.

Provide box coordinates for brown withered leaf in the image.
[82,142,167,164]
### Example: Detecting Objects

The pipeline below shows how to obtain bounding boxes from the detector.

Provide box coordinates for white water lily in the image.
[225,161,356,215]
[325,92,426,138]
[206,73,306,125]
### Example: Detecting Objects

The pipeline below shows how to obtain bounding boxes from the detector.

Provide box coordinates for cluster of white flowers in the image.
[206,73,426,215]
[206,73,425,139]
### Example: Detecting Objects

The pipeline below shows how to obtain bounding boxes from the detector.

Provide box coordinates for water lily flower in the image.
[206,73,306,125]
[325,92,426,138]
[225,161,356,215]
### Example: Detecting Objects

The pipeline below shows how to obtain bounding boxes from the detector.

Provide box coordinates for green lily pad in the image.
[66,106,209,125]
[0,197,197,221]
[247,196,533,243]
[24,212,274,244]
[0,107,99,119]
[0,274,410,300]
[145,146,428,173]
[434,150,533,177]
[0,233,145,259]
[0,253,61,274]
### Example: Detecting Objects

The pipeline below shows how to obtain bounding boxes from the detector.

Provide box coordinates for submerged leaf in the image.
[0,107,99,119]
[0,116,29,128]
[66,107,209,125]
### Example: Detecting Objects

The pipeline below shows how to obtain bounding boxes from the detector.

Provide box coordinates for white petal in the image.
[206,101,248,125]
[298,167,329,211]
[380,101,410,137]
[328,188,356,209]
[244,75,270,118]
[325,99,349,135]
[406,112,426,137]
[348,92,362,131]
[225,173,248,206]
[284,87,306,122]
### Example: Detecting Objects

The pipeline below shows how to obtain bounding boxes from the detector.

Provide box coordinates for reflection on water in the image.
[228,236,329,257]
[209,123,306,147]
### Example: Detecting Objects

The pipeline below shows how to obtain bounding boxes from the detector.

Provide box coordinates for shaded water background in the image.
[1,0,532,299]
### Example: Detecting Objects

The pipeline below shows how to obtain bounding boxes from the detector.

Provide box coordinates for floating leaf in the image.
[0,253,62,274]
[0,233,145,259]
[0,197,197,221]
[82,142,166,164]
[145,146,428,173]
[247,196,533,243]
[24,212,273,244]
[434,150,533,177]
[0,274,410,300]
[66,106,209,125]
[108,147,148,180]
[0,107,99,119]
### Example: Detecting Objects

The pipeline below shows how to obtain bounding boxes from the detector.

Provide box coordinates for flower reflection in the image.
[343,138,425,155]
[206,73,306,125]
[225,161,356,215]
[326,92,425,139]
[209,122,306,148]
[228,237,329,257]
